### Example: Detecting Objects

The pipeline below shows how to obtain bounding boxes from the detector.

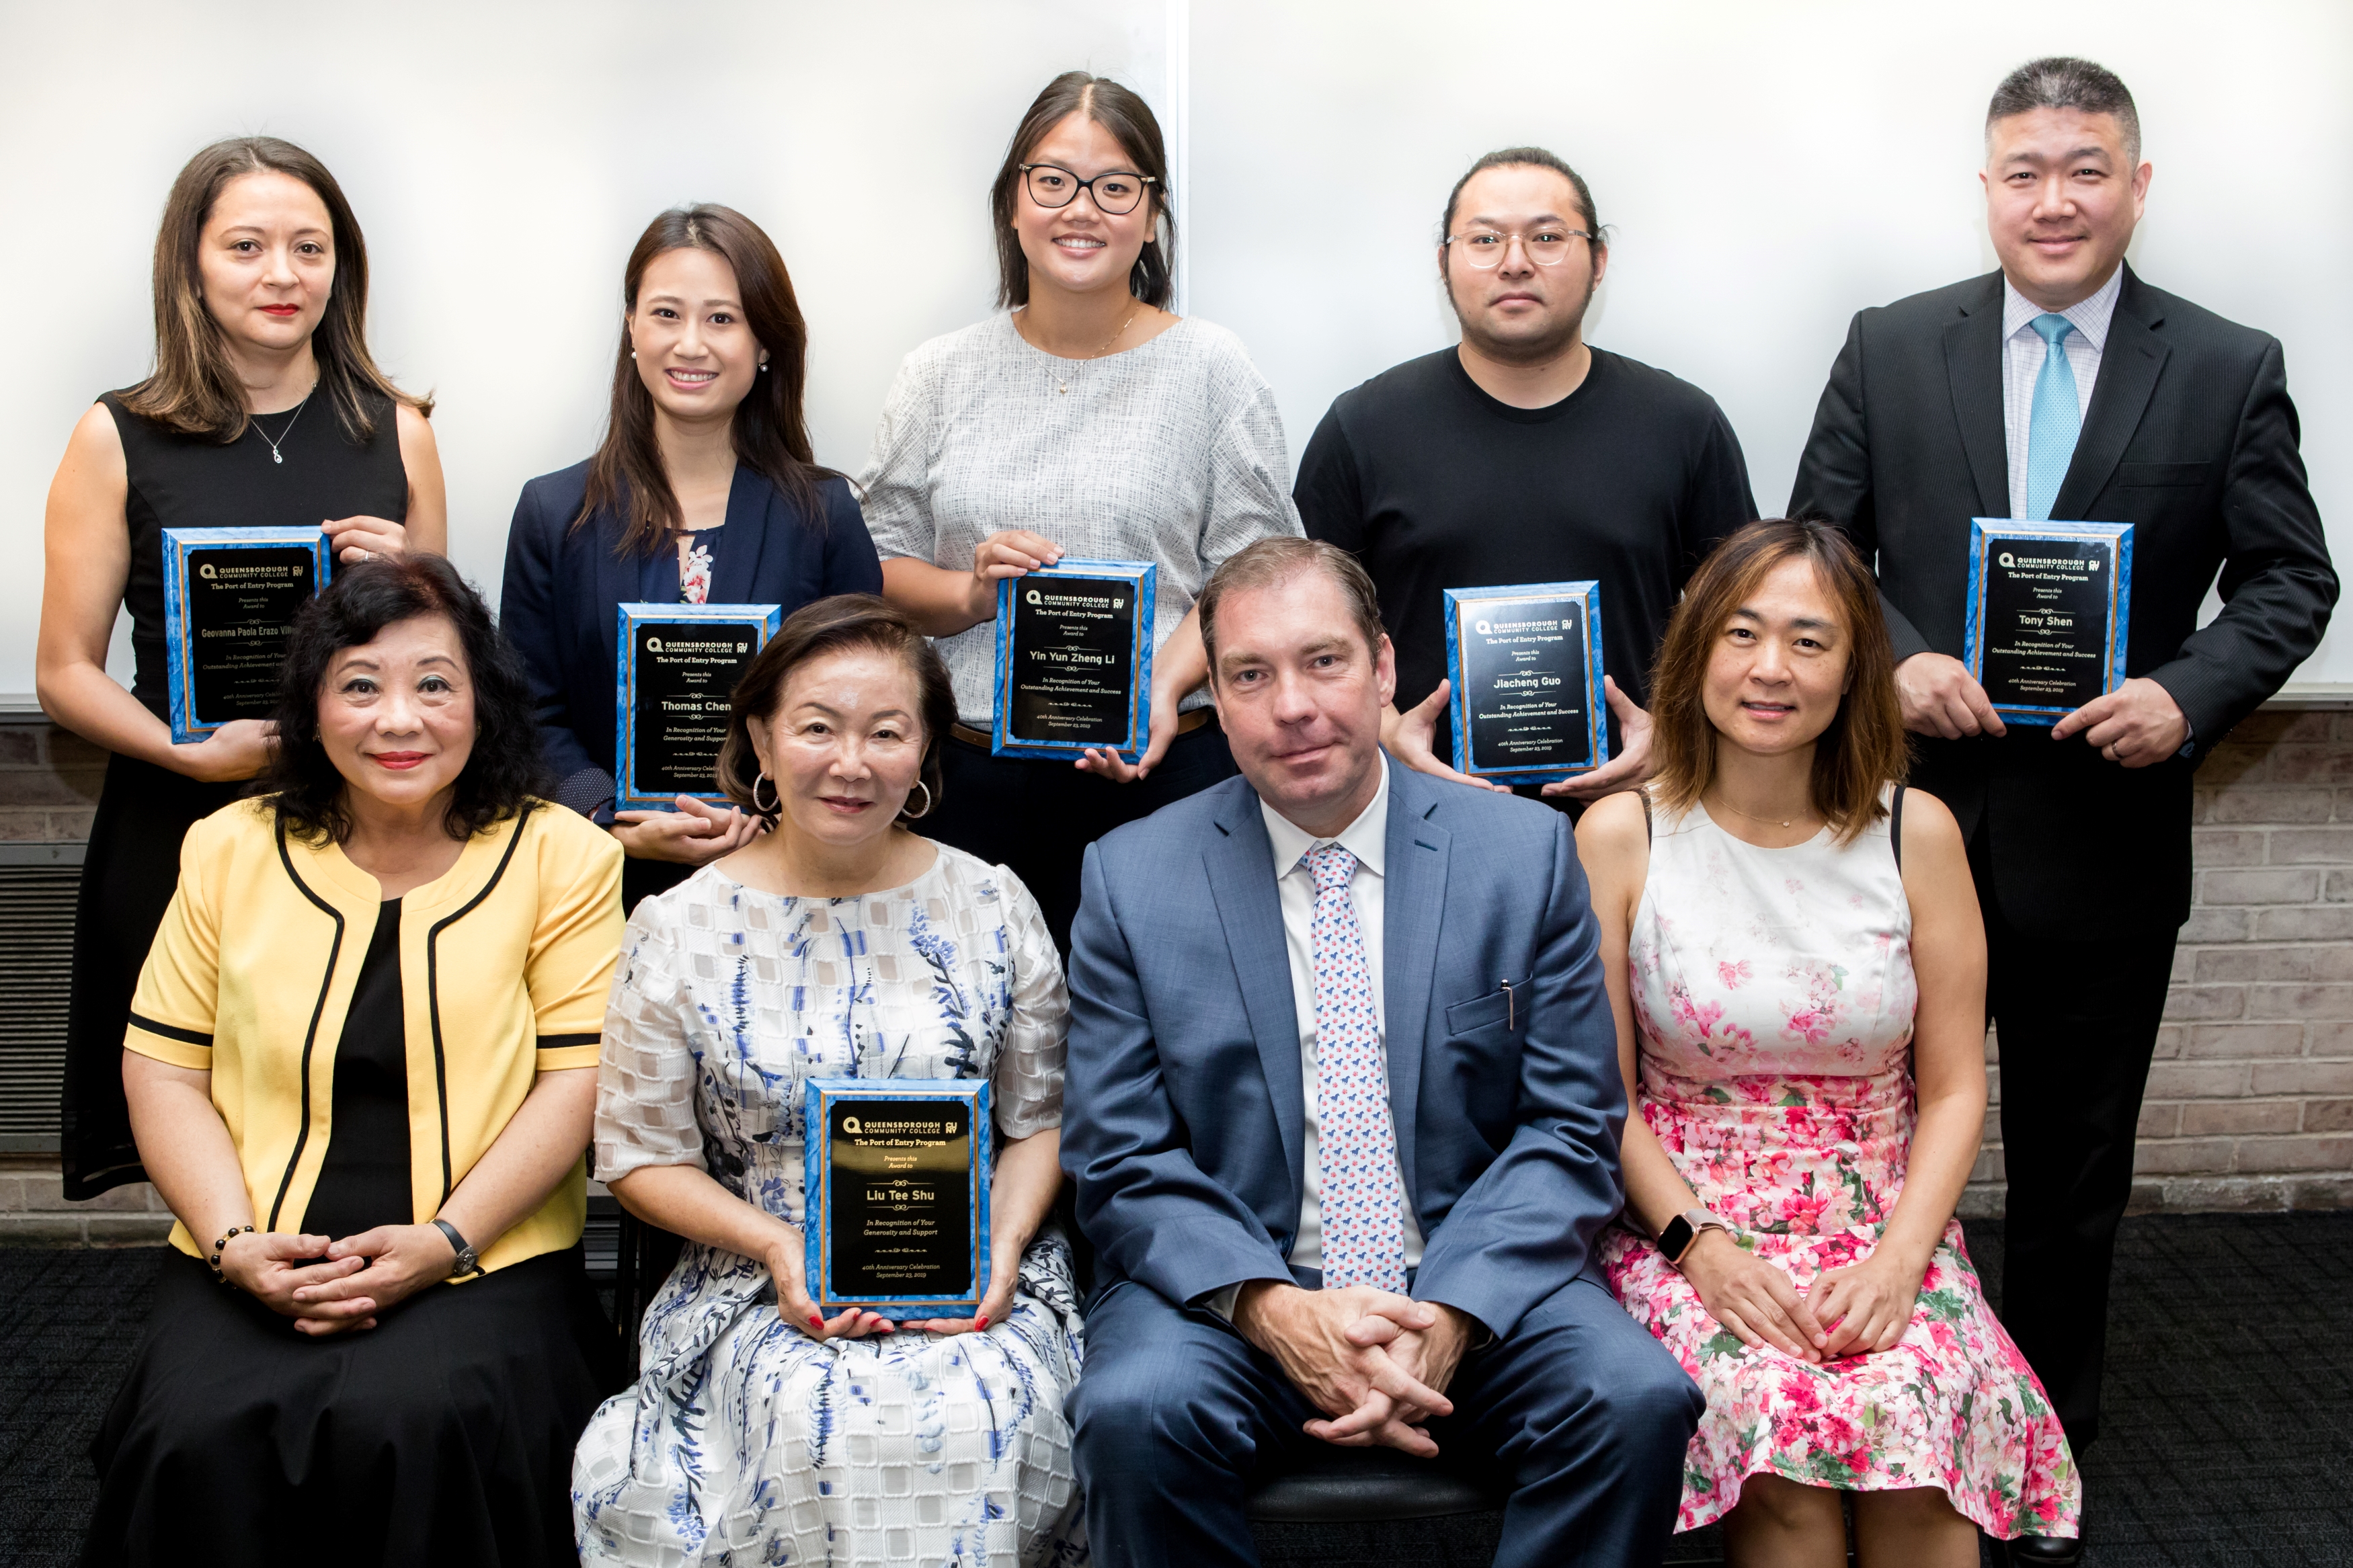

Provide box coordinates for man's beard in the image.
[1452,273,1597,367]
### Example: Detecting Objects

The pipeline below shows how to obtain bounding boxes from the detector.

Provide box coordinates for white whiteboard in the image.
[2,0,2346,696]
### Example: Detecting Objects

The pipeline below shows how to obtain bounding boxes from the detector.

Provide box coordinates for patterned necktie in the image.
[1304,843,1408,1292]
[2026,313,2081,521]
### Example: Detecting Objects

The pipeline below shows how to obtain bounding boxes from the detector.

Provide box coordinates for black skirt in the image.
[83,1248,619,1568]
[61,754,244,1198]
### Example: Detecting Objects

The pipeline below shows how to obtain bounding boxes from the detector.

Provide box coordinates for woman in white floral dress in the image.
[573,596,1085,1567]
[1577,521,2077,1567]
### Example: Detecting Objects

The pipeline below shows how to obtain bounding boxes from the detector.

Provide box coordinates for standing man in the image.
[1792,57,2336,1563]
[1062,538,1702,1567]
[1296,147,1756,803]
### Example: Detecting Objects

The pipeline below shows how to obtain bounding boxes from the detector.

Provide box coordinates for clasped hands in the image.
[1233,1281,1476,1458]
[1677,1229,1923,1364]
[1896,652,2188,766]
[218,1223,459,1336]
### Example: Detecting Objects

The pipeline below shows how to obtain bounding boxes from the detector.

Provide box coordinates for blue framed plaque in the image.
[161,526,333,744]
[990,559,1156,761]
[1443,581,1610,784]
[1963,520,2133,726]
[803,1078,991,1319]
[615,602,781,811]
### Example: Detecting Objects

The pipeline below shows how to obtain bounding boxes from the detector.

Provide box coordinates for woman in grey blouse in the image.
[863,70,1301,948]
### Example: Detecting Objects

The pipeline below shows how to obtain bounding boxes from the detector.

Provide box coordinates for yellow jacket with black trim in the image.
[124,796,624,1275]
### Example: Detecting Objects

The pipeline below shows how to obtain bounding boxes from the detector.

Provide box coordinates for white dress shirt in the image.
[1259,763,1427,1275]
[2001,266,2122,521]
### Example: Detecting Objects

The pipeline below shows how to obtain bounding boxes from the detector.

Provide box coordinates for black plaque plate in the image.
[1964,521,2132,725]
[162,527,331,743]
[990,559,1155,759]
[615,603,779,810]
[1443,581,1610,783]
[803,1079,990,1317]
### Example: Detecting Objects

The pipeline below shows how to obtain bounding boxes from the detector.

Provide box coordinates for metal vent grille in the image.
[0,864,80,1145]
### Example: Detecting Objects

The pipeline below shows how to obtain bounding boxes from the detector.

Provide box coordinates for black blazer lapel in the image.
[1204,795,1306,1209]
[708,466,774,606]
[1942,273,2009,518]
[1378,761,1447,1198]
[2054,265,2169,522]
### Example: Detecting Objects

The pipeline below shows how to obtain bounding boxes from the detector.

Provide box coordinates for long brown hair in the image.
[717,595,956,827]
[580,204,838,556]
[118,136,426,443]
[1648,518,1908,844]
[990,72,1176,312]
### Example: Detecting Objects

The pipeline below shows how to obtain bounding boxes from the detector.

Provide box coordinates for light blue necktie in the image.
[2025,313,2080,520]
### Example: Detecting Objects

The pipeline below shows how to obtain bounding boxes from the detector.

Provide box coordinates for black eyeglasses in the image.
[1019,163,1157,215]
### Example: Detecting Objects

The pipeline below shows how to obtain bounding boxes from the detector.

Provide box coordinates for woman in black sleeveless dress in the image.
[36,136,445,1199]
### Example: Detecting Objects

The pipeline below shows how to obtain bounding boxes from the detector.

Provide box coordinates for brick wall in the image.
[0,721,102,842]
[4,710,2350,1239]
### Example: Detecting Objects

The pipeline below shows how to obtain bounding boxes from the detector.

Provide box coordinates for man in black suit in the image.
[1792,56,2336,1563]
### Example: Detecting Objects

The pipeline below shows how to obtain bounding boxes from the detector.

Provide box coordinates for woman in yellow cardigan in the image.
[85,555,623,1568]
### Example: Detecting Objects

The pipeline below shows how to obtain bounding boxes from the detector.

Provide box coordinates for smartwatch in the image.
[1657,1206,1728,1268]
[431,1217,482,1278]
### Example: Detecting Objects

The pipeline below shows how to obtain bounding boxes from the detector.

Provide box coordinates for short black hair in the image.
[717,594,957,827]
[1987,56,2141,166]
[266,554,545,845]
[1440,147,1605,248]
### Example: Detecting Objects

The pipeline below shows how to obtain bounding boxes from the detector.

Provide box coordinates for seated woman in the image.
[87,556,624,1567]
[573,596,1083,1566]
[1577,519,2079,1567]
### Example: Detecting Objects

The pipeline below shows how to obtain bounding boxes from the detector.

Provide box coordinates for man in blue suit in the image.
[1062,537,1700,1567]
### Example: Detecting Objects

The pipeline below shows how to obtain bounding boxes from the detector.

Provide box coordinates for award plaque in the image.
[1963,520,2133,725]
[990,559,1156,761]
[161,527,332,744]
[1443,581,1610,784]
[614,602,781,811]
[803,1079,991,1318]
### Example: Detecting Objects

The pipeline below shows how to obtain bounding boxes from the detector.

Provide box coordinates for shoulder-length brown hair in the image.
[989,72,1175,312]
[118,136,428,444]
[1648,518,1908,844]
[717,595,956,827]
[580,204,840,556]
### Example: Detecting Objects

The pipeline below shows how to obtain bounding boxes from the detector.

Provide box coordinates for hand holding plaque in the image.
[1962,521,2133,726]
[803,1079,991,1320]
[616,602,781,811]
[990,560,1156,761]
[162,527,333,744]
[1443,581,1611,785]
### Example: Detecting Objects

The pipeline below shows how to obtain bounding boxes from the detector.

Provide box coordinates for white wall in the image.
[4,1,2348,694]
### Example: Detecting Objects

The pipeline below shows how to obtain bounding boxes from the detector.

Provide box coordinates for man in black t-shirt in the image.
[1297,146,1756,802]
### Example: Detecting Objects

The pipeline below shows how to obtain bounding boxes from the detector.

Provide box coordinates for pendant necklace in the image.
[252,387,315,465]
[1708,790,1810,830]
[1055,308,1140,395]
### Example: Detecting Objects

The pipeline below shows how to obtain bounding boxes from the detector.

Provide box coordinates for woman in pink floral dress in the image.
[1577,519,2078,1566]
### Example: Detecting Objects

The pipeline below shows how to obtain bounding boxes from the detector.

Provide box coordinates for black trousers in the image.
[1983,893,2176,1450]
[925,720,1238,954]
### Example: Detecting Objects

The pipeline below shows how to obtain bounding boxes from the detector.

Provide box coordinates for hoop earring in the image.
[901,780,934,821]
[752,773,780,815]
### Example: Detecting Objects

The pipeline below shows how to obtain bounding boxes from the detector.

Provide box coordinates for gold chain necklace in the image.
[1055,308,1140,395]
[1706,790,1815,830]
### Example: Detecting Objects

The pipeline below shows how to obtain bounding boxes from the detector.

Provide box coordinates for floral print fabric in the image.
[573,847,1087,1565]
[1598,799,2079,1540]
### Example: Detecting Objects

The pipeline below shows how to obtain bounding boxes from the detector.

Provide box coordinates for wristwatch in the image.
[431,1217,482,1278]
[1657,1206,1730,1267]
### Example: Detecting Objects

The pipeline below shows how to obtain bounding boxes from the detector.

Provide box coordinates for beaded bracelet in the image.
[209,1225,257,1286]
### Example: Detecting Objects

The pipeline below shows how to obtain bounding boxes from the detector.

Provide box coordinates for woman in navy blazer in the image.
[501,204,880,907]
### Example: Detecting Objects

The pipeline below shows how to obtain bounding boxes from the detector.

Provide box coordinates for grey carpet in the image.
[3,1214,2349,1565]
